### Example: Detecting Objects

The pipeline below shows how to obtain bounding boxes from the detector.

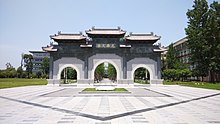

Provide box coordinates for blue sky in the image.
[0,0,216,69]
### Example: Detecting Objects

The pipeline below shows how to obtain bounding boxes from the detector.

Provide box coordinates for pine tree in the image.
[206,1,220,82]
[166,43,184,69]
[185,0,209,80]
[185,0,220,82]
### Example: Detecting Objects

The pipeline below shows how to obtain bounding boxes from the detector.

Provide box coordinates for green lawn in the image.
[0,78,47,89]
[163,80,220,90]
[82,88,128,92]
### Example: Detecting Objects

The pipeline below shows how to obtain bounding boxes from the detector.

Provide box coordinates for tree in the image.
[185,0,220,82]
[41,57,49,75]
[161,57,166,71]
[165,43,188,70]
[206,1,220,82]
[20,53,24,69]
[9,68,16,78]
[135,68,146,79]
[31,74,37,78]
[178,69,192,81]
[0,70,7,78]
[21,72,27,78]
[17,67,23,78]
[36,70,42,78]
[166,43,185,69]
[61,67,76,83]
[67,68,76,79]
[108,64,116,81]
[163,43,190,81]
[23,54,33,78]
[163,69,178,81]
[6,62,13,69]
[2,63,17,78]
[94,63,105,82]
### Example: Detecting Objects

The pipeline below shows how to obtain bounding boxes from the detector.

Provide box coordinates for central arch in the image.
[91,59,120,82]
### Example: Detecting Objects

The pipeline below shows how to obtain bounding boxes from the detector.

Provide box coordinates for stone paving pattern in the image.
[0,85,220,124]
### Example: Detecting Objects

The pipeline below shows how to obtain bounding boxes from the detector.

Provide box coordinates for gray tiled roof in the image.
[50,32,86,40]
[42,46,57,52]
[153,47,167,52]
[86,27,126,35]
[29,50,47,53]
[126,33,160,41]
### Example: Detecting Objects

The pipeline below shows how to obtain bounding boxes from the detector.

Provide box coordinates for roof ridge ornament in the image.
[50,42,53,46]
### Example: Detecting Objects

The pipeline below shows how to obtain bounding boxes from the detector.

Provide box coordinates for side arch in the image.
[57,64,80,80]
[131,64,153,81]
[91,59,120,81]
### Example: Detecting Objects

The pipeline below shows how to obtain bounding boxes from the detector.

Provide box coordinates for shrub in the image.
[163,69,192,81]
[31,74,37,78]
[163,69,178,81]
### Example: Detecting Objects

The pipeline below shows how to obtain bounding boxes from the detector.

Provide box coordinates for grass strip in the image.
[163,80,220,90]
[0,78,47,89]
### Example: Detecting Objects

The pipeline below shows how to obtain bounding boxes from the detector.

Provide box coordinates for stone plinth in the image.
[96,86,115,91]
[47,79,60,86]
[150,79,164,84]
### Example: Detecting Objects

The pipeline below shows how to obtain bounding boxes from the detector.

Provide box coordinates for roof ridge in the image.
[58,31,84,35]
[58,33,84,36]
[88,26,125,31]
[93,28,120,31]
[129,32,154,36]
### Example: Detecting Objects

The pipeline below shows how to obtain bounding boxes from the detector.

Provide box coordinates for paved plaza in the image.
[0,85,220,124]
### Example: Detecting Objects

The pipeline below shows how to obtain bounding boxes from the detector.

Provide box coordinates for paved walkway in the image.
[0,85,220,124]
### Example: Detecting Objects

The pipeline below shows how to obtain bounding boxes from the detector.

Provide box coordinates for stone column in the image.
[145,70,148,79]
[49,56,53,79]
[157,56,161,79]
[84,56,88,79]
[123,56,127,79]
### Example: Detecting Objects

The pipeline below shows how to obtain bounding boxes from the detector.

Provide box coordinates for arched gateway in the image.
[43,27,164,85]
